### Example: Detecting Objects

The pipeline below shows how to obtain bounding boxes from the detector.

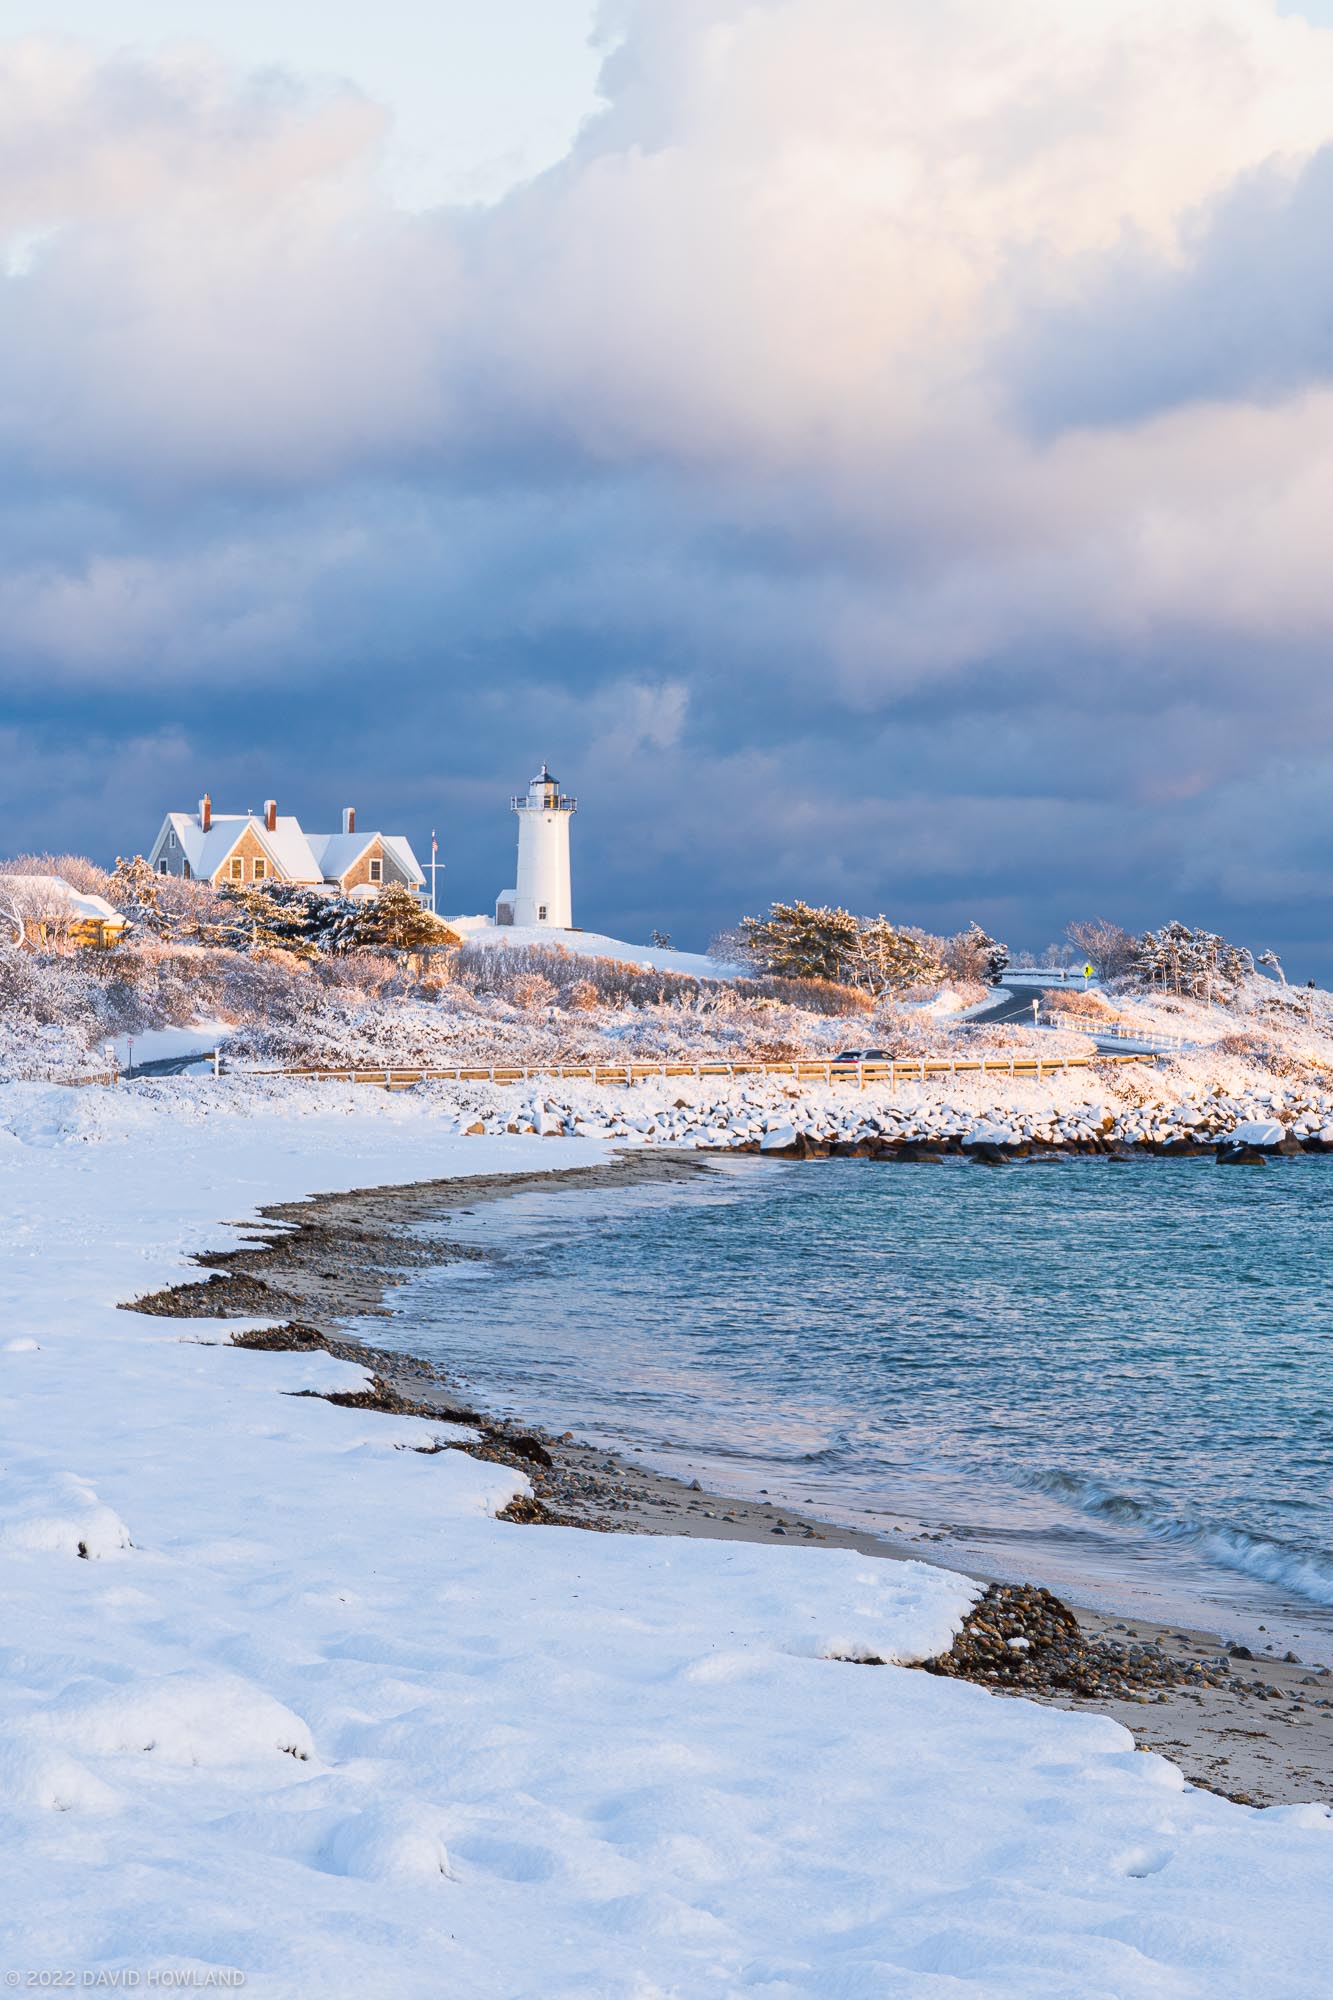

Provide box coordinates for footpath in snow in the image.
[0,1078,1330,1996]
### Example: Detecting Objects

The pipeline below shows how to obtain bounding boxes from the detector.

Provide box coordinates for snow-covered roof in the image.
[305,832,424,887]
[158,813,324,884]
[380,836,424,886]
[0,876,127,925]
[305,832,364,879]
[153,812,423,887]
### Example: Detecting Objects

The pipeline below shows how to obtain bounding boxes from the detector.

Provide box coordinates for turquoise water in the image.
[396,1157,1333,1656]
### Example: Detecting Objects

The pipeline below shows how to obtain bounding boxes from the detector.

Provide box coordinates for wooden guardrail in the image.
[232,1051,1158,1091]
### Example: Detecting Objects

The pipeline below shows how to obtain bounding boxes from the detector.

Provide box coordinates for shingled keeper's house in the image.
[147,797,424,899]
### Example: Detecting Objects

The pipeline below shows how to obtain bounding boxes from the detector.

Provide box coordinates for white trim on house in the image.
[148,808,425,893]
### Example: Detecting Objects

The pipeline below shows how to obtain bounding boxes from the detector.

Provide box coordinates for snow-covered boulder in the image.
[36,1671,314,1766]
[317,1803,455,1883]
[1229,1121,1286,1147]
[0,1471,131,1560]
[966,1122,1020,1147]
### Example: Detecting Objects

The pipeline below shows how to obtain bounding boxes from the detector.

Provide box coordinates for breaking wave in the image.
[1031,1469,1333,1609]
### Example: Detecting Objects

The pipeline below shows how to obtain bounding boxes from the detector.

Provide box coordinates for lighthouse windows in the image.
[538,904,548,921]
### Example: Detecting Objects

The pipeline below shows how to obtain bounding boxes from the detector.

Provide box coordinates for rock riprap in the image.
[443,1077,1333,1158]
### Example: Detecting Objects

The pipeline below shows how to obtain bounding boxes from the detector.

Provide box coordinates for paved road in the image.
[970,984,1185,1055]
[969,986,1048,1025]
[122,1052,217,1079]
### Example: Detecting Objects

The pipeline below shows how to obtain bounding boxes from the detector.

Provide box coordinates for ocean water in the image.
[385,1156,1333,1657]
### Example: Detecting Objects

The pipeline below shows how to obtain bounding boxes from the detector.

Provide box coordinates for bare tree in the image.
[707,925,756,968]
[0,877,79,952]
[0,885,24,951]
[1066,919,1139,981]
[942,923,1009,984]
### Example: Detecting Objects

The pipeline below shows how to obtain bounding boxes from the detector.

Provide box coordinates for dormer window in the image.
[368,857,382,884]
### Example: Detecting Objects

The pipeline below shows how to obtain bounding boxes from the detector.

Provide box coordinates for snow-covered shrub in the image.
[732,975,872,1016]
[452,944,710,1010]
[322,952,410,997]
[1215,1031,1305,1074]
[0,853,112,896]
[1041,988,1122,1022]
[512,972,557,1012]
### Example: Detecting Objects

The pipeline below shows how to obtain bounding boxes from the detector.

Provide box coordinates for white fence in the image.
[998,968,1096,987]
[1035,1013,1192,1053]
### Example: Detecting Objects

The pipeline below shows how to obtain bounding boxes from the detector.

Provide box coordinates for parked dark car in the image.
[831,1048,892,1064]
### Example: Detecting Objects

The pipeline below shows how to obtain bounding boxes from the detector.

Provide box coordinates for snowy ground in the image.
[1,1079,1331,1996]
[110,1021,231,1071]
[445,914,747,978]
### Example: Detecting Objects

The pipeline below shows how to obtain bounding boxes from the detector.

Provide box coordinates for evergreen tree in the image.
[215,882,323,957]
[1134,921,1253,998]
[109,855,171,937]
[740,902,862,982]
[739,901,949,994]
[847,918,945,995]
[336,884,460,954]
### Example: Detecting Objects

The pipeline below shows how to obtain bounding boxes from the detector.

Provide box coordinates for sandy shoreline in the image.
[126,1148,1333,1808]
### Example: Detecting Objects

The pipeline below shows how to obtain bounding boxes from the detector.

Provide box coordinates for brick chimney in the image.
[264,799,277,833]
[342,806,356,835]
[199,794,211,833]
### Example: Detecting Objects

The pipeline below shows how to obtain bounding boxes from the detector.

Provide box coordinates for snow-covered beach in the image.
[2,1075,1332,1996]
[13,0,1333,1981]
[176,1126,1333,1808]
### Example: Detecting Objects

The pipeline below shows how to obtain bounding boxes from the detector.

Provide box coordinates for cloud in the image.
[3,4,1333,963]
[1007,145,1333,433]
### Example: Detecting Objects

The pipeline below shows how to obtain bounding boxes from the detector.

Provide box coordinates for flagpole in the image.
[429,831,441,915]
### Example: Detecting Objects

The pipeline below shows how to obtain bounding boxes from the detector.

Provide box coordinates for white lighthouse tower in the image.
[496,764,576,929]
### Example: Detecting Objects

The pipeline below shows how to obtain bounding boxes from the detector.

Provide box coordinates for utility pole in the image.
[428,830,443,916]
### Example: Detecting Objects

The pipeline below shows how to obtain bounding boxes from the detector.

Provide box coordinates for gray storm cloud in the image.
[2,0,1333,965]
